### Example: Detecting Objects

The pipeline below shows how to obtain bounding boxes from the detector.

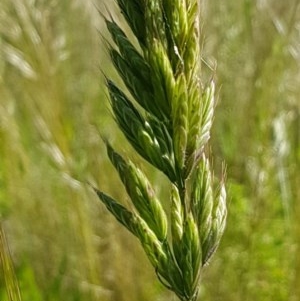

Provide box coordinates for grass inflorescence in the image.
[1,0,298,300]
[94,1,227,300]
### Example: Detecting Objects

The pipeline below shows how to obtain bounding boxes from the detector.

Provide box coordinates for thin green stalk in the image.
[93,1,227,300]
[0,222,22,301]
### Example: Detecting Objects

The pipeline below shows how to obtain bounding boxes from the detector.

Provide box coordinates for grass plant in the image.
[0,0,299,300]
[0,223,22,301]
[94,1,227,300]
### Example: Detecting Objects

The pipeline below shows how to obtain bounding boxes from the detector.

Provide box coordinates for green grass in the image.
[0,223,22,301]
[0,0,299,300]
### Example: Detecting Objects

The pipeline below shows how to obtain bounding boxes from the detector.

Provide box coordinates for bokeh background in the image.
[0,0,299,300]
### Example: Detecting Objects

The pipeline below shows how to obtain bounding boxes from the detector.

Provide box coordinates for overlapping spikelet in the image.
[94,1,227,300]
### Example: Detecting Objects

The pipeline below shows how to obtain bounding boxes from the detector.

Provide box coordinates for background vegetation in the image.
[0,0,299,300]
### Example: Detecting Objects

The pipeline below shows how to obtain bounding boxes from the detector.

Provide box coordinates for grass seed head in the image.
[96,1,227,300]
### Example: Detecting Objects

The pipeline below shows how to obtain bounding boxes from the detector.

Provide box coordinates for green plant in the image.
[0,223,22,301]
[93,1,227,301]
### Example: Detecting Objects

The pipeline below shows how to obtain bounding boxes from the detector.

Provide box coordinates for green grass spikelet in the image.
[199,81,215,149]
[109,49,155,115]
[108,80,175,179]
[127,162,168,241]
[145,0,167,47]
[172,73,188,170]
[105,19,148,77]
[202,180,227,265]
[147,116,173,157]
[94,188,141,237]
[184,1,200,81]
[191,155,214,240]
[105,143,168,241]
[171,184,184,264]
[181,213,202,300]
[135,216,168,267]
[116,0,146,46]
[185,82,202,176]
[147,39,175,120]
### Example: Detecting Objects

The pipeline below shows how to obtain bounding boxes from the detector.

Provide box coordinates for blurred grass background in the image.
[0,0,299,300]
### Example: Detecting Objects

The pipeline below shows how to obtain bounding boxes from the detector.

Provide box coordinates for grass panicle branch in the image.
[94,1,227,300]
